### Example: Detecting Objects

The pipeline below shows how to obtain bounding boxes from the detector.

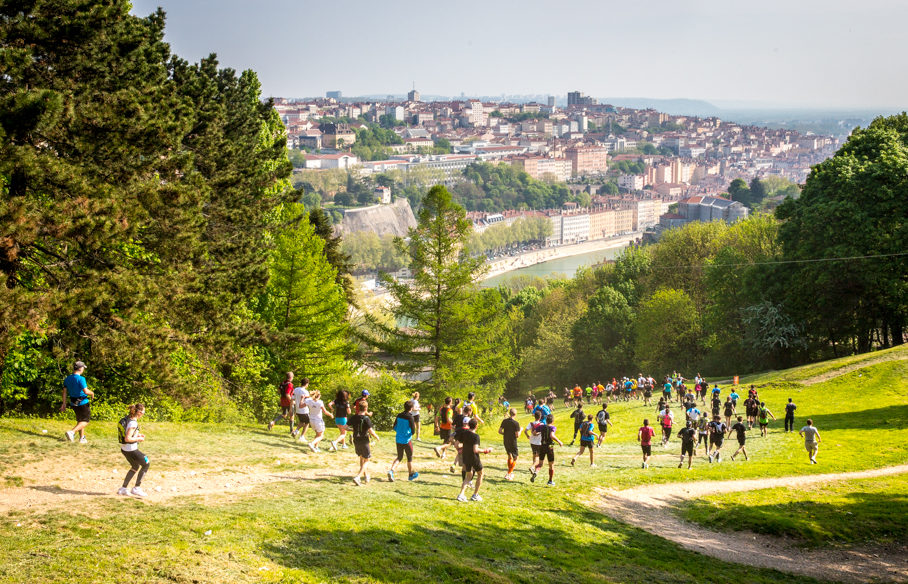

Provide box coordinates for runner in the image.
[456,418,492,502]
[498,408,521,480]
[686,401,702,426]
[349,402,379,486]
[758,402,776,437]
[744,394,759,429]
[292,378,311,443]
[570,414,598,467]
[677,421,697,469]
[658,405,674,447]
[268,371,295,433]
[304,389,332,453]
[799,419,821,464]
[463,392,484,426]
[707,415,727,463]
[572,384,583,405]
[584,384,593,404]
[569,402,585,446]
[711,393,722,420]
[729,415,749,461]
[723,397,736,427]
[117,403,150,497]
[327,390,351,452]
[524,410,543,473]
[388,400,419,482]
[662,378,673,402]
[642,378,653,406]
[433,397,454,459]
[531,414,563,486]
[729,387,740,408]
[784,398,797,432]
[595,403,612,447]
[62,361,94,443]
[411,391,422,441]
[638,419,656,469]
[697,415,710,451]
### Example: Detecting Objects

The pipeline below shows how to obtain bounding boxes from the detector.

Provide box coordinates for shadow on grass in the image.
[802,404,908,431]
[262,500,819,584]
[683,490,908,547]
[8,427,68,441]
[30,485,109,496]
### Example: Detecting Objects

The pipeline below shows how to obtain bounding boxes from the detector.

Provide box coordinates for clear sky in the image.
[130,0,907,109]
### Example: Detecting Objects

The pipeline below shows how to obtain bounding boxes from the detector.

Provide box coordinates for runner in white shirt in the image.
[523,410,543,473]
[411,391,422,441]
[304,390,333,453]
[293,379,311,443]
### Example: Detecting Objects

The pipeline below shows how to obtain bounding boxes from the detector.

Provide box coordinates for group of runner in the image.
[58,361,824,500]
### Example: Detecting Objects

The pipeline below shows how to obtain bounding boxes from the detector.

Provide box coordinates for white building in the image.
[618,174,645,191]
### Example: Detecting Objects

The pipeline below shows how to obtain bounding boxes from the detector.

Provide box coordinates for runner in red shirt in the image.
[268,372,295,433]
[638,419,656,469]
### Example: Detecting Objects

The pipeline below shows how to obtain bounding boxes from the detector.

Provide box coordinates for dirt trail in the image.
[801,353,908,386]
[594,465,908,583]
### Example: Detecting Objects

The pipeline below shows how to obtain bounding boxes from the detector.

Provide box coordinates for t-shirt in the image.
[638,426,655,446]
[801,426,819,443]
[687,407,701,422]
[305,398,326,424]
[279,381,294,407]
[460,430,481,460]
[663,383,672,394]
[119,417,139,452]
[724,402,735,416]
[729,391,739,402]
[411,399,421,415]
[677,427,696,445]
[731,422,747,440]
[438,406,453,430]
[348,414,373,443]
[709,421,727,437]
[579,420,595,441]
[570,409,585,426]
[527,421,542,446]
[394,412,416,444]
[596,409,610,427]
[538,423,557,447]
[293,386,310,414]
[785,403,797,416]
[333,399,350,419]
[64,374,89,406]
[659,410,674,427]
[499,418,521,446]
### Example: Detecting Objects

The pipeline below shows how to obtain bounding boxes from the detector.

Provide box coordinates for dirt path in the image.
[593,465,908,583]
[801,353,908,386]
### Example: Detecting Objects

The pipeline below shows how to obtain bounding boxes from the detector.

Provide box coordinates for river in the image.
[481,242,630,288]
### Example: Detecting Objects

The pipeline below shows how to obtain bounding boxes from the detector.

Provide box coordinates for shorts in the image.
[280,406,292,416]
[504,442,518,459]
[681,443,694,456]
[439,428,451,442]
[579,440,594,450]
[643,391,652,398]
[737,437,746,446]
[413,414,420,425]
[295,413,310,425]
[805,442,818,452]
[542,446,555,462]
[395,441,413,462]
[530,443,541,457]
[310,419,325,434]
[641,444,652,456]
[759,422,768,428]
[72,403,91,423]
[462,455,483,473]
[710,438,724,448]
[597,423,608,433]
[354,440,371,459]
[335,417,347,427]
[121,449,148,469]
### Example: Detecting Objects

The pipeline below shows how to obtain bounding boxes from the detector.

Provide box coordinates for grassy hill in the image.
[0,346,905,583]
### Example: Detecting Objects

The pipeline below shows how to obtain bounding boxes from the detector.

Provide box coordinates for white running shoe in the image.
[65,431,75,442]
[79,437,88,444]
[117,487,129,496]
[341,443,348,449]
[433,446,443,458]
[330,441,337,452]
[130,486,147,498]
[353,476,362,486]
[365,474,371,483]
[456,494,468,502]
[470,494,483,502]
[308,443,317,453]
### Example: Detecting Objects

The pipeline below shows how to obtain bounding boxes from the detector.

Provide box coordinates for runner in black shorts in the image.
[349,402,379,486]
[595,404,612,447]
[708,415,727,463]
[456,419,491,502]
[677,421,696,469]
[729,415,749,461]
[531,414,563,486]
[498,408,521,481]
[524,410,543,472]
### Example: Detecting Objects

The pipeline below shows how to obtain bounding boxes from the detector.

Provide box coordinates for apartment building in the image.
[618,174,645,190]
[588,207,616,240]
[565,145,608,176]
[510,156,572,182]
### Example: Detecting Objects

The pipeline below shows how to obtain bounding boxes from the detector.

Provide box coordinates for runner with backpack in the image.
[677,421,697,469]
[570,414,598,467]
[707,415,727,463]
[758,402,776,437]
[595,404,613,447]
[117,403,150,498]
[349,401,379,486]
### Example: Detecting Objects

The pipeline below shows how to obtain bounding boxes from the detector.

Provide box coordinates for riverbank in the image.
[482,233,640,281]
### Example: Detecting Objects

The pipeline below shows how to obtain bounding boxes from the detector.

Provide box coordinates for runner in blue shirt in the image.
[388,400,419,482]
[61,361,94,443]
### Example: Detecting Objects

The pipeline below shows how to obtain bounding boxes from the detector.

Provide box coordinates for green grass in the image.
[1,354,907,583]
[678,474,908,547]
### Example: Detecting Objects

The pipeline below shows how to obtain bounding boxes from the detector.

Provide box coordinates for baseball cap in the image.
[74,361,86,370]
[361,390,370,397]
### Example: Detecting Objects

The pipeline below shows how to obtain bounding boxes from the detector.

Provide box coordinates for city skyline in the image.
[130,0,907,110]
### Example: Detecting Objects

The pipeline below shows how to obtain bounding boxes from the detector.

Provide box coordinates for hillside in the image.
[334,197,417,237]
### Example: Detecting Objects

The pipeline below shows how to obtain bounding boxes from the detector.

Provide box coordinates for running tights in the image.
[123,461,149,488]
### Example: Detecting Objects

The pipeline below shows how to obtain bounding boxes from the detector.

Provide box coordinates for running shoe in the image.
[470,494,483,502]
[449,465,455,473]
[117,487,129,496]
[365,474,371,483]
[546,481,555,487]
[678,462,683,468]
[65,431,75,442]
[330,441,337,452]
[570,459,575,467]
[589,463,596,468]
[308,443,317,453]
[353,476,362,486]
[408,472,419,481]
[387,470,395,482]
[130,486,147,498]
[290,430,298,438]
[79,437,88,444]
[433,446,443,458]
[456,494,468,502]
[267,421,274,431]
[716,453,721,463]
[341,444,348,450]
[530,468,537,482]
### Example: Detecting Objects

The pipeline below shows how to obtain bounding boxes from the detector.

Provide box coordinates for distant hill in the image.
[600,97,723,117]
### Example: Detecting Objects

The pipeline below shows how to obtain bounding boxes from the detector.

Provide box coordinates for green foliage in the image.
[350,123,403,161]
[609,159,646,175]
[453,162,574,211]
[466,217,552,255]
[634,288,703,374]
[341,231,409,273]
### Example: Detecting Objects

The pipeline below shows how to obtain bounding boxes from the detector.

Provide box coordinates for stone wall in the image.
[335,198,417,237]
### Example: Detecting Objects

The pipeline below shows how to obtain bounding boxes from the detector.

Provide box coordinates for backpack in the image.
[596,410,608,424]
[580,421,593,439]
[538,424,553,446]
[438,405,449,423]
[117,416,132,445]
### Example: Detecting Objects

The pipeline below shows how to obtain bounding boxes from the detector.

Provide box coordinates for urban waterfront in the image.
[481,242,630,287]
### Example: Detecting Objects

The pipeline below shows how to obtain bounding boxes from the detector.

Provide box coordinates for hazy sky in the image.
[130,0,907,109]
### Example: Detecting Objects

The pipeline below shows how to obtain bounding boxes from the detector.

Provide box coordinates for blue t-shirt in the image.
[729,391,739,401]
[533,404,551,418]
[394,412,415,444]
[64,374,88,406]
